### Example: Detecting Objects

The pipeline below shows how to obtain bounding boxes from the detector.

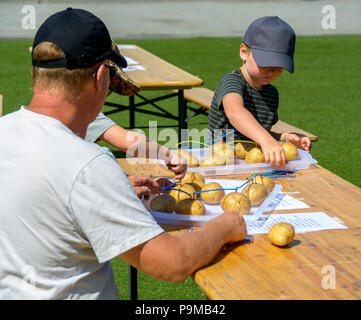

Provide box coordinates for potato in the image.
[150,194,176,213]
[200,154,226,167]
[234,142,255,159]
[210,142,235,164]
[254,175,275,194]
[220,192,251,215]
[268,222,295,247]
[242,183,268,206]
[175,199,205,215]
[200,182,225,205]
[280,141,298,161]
[175,149,199,167]
[174,172,205,192]
[245,147,265,163]
[169,184,196,203]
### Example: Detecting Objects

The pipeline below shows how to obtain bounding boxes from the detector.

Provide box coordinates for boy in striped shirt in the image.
[208,16,311,169]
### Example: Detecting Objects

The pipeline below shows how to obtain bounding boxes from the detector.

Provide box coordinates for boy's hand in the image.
[260,138,286,169]
[166,150,187,180]
[281,132,312,152]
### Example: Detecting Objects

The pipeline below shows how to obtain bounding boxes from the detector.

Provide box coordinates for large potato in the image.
[200,154,226,167]
[210,142,235,164]
[254,175,275,194]
[242,183,268,206]
[245,147,265,163]
[169,184,196,203]
[175,199,205,215]
[150,194,176,213]
[200,182,225,205]
[174,172,205,192]
[234,142,255,159]
[268,222,295,246]
[175,149,199,167]
[280,141,298,161]
[220,192,251,215]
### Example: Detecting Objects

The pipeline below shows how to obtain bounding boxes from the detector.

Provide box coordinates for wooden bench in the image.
[180,87,318,142]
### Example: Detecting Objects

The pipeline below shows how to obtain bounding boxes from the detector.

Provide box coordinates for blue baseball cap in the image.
[32,8,127,70]
[243,16,296,73]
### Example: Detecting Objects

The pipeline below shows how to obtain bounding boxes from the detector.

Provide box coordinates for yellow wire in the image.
[176,141,211,148]
[226,140,257,145]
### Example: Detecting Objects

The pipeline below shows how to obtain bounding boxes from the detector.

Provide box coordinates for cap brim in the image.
[108,49,128,68]
[108,41,141,96]
[252,48,294,73]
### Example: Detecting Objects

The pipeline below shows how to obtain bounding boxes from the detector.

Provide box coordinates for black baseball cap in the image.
[32,7,127,70]
[243,16,296,73]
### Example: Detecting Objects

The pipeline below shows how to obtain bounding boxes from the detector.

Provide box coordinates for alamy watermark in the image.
[321,265,336,289]
[124,122,236,173]
[321,5,336,30]
[21,5,36,30]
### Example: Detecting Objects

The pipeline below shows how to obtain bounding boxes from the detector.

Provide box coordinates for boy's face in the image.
[240,43,283,89]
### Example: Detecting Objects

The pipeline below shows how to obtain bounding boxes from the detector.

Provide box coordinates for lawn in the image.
[1,35,360,299]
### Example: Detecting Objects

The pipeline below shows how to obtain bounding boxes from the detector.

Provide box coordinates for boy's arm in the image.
[223,93,286,168]
[100,125,187,179]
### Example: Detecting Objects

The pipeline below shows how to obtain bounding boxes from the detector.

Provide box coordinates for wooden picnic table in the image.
[104,44,204,139]
[117,158,361,300]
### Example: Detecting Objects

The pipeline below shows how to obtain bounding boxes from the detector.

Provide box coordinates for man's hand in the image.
[128,175,161,200]
[220,211,248,244]
[166,150,187,180]
[281,132,312,152]
[128,175,174,199]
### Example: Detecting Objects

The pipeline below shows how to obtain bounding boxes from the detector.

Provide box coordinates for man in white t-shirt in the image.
[0,8,247,299]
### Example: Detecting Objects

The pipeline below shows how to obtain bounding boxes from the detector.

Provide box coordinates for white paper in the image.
[244,212,347,235]
[265,192,310,211]
[124,56,139,65]
[123,65,146,71]
[117,45,136,49]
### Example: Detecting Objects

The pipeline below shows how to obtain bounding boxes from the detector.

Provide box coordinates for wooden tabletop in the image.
[117,44,204,90]
[116,159,361,299]
[194,165,361,300]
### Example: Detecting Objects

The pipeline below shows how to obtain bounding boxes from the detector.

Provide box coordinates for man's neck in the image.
[28,92,96,139]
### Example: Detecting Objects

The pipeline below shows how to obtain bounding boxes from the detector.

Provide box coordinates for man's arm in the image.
[119,211,247,282]
[223,93,286,169]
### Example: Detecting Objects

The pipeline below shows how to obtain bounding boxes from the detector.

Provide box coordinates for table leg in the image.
[178,89,187,143]
[129,95,135,129]
[128,265,138,300]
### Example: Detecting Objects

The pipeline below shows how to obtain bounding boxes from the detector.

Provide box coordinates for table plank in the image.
[117,45,203,90]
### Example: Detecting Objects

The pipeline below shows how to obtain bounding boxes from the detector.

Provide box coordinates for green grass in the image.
[1,36,361,299]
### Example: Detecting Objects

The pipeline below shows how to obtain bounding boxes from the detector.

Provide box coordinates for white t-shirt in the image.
[0,107,164,300]
[85,112,115,143]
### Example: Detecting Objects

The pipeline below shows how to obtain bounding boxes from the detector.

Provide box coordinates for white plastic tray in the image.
[178,147,317,176]
[144,179,283,226]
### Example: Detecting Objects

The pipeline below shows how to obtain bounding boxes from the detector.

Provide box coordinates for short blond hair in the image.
[32,42,96,100]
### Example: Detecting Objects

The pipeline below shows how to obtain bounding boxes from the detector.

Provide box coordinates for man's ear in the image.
[93,64,106,91]
[240,43,248,64]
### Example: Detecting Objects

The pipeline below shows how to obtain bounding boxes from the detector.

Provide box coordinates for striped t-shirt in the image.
[208,68,279,142]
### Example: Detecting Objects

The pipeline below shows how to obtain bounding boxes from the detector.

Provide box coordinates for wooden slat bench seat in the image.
[179,87,318,142]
